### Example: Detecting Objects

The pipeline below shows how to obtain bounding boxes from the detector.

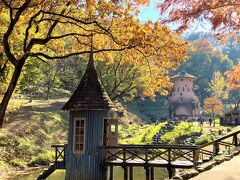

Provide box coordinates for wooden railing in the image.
[51,144,68,163]
[102,130,240,166]
[196,130,240,162]
[102,144,198,167]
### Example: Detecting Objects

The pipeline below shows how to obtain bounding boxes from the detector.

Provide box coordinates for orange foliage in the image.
[0,0,187,99]
[225,63,240,91]
[158,0,240,40]
[203,96,223,116]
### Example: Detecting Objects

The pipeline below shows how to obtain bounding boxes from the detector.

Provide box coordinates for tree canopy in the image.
[159,0,240,39]
[0,0,187,127]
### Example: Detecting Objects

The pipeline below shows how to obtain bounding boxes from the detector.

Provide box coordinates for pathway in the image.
[191,155,240,180]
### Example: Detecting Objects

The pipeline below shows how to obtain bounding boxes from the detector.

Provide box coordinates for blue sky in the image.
[137,0,212,33]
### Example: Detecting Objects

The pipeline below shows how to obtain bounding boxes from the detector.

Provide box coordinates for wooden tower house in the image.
[62,38,119,180]
[168,71,201,119]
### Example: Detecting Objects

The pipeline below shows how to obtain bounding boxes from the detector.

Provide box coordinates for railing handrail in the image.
[51,144,68,148]
[100,144,198,150]
[198,130,240,148]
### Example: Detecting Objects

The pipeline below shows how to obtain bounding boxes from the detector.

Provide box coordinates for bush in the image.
[195,136,211,145]
[160,122,202,144]
[9,159,26,168]
[119,123,166,144]
[29,151,54,166]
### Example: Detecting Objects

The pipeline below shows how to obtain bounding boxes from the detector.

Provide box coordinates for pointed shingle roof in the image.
[62,37,115,111]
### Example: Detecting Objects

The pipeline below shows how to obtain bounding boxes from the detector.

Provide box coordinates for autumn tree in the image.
[225,62,240,108]
[203,96,223,127]
[159,0,240,38]
[207,71,229,101]
[0,0,187,127]
[96,53,147,101]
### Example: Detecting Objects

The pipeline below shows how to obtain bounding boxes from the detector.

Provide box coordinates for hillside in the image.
[0,99,68,174]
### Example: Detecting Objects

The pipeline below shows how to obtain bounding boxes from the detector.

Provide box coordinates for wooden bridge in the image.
[37,144,67,180]
[38,130,240,180]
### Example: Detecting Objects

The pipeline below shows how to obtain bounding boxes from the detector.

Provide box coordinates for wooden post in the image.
[150,167,154,180]
[193,149,199,167]
[167,167,173,179]
[109,165,113,180]
[145,166,150,180]
[55,147,57,163]
[123,166,128,180]
[130,166,133,180]
[213,142,219,155]
[233,134,238,147]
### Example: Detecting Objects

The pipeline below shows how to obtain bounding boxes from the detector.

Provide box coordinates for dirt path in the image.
[191,155,240,180]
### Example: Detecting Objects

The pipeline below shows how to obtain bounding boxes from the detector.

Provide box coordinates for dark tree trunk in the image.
[0,59,26,127]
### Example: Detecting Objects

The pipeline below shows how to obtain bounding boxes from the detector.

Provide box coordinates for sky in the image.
[137,0,212,33]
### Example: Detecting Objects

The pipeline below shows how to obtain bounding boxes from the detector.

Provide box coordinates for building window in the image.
[74,118,85,154]
[177,87,179,91]
[181,79,183,81]
[180,93,183,96]
[183,87,184,91]
[188,87,190,91]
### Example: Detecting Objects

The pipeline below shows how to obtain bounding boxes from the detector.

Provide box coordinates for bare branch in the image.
[29,45,136,60]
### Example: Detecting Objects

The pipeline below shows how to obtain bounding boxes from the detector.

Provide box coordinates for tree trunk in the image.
[213,113,215,127]
[0,59,26,128]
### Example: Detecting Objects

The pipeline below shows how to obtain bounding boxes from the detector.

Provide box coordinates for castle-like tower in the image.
[168,71,201,119]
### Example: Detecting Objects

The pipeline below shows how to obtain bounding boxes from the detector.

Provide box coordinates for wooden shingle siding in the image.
[65,111,108,180]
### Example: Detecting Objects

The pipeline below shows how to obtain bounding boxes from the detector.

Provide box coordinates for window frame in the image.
[73,117,86,154]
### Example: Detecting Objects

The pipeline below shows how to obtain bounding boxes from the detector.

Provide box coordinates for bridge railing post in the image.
[193,149,199,167]
[213,142,219,155]
[233,133,238,147]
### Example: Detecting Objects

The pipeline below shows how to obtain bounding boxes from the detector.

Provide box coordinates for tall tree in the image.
[0,0,187,127]
[207,71,229,101]
[203,96,223,127]
[225,62,240,108]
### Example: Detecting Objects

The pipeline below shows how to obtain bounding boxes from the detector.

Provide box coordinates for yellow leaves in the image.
[207,71,229,101]
[0,0,187,100]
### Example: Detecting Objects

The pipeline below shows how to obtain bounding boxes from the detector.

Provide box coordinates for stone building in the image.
[168,71,201,119]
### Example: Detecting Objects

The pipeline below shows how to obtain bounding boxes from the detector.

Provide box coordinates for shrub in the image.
[29,151,54,166]
[160,122,202,144]
[195,136,211,145]
[9,159,26,168]
[119,123,166,144]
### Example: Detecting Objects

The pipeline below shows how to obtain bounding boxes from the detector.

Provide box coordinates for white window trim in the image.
[73,117,86,154]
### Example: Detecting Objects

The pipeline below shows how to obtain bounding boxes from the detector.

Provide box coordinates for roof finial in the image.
[87,33,94,69]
